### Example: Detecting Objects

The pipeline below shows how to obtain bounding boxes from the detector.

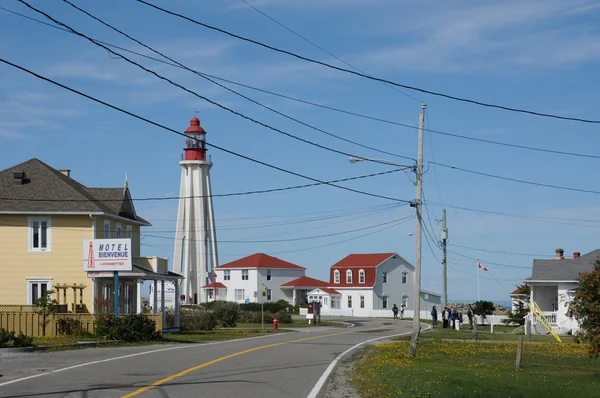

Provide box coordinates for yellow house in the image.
[0,158,182,317]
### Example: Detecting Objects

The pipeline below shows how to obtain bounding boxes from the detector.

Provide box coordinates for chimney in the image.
[59,169,71,178]
[573,252,581,259]
[555,248,565,260]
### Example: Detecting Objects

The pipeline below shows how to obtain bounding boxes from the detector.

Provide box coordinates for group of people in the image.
[430,304,474,329]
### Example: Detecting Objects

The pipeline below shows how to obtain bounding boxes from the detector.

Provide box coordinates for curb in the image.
[0,340,125,353]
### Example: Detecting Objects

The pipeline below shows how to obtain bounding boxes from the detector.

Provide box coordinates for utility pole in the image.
[408,103,426,359]
[442,208,448,307]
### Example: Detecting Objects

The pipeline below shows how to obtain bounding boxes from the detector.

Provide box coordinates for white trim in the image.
[525,280,577,283]
[420,289,442,297]
[346,270,353,284]
[333,270,340,284]
[126,224,132,239]
[115,222,123,238]
[0,211,151,226]
[25,278,53,305]
[27,216,51,252]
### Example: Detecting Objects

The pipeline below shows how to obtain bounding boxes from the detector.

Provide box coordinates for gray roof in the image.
[525,249,600,282]
[0,158,150,225]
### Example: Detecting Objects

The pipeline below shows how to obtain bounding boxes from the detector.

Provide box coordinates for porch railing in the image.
[529,310,557,325]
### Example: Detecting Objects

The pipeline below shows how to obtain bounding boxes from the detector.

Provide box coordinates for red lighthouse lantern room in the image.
[184,116,207,161]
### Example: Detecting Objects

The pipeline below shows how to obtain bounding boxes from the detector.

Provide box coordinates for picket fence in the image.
[0,306,163,337]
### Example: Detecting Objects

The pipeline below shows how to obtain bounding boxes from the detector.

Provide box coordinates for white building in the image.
[172,116,219,305]
[524,248,599,334]
[209,253,306,303]
[149,281,177,310]
[306,253,441,318]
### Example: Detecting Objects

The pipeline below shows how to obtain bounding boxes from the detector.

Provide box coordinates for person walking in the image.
[392,304,399,320]
[431,306,438,329]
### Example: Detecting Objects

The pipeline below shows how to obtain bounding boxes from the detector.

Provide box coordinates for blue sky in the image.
[2,0,600,302]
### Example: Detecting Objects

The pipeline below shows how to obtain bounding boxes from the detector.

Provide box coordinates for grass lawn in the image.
[417,325,574,343]
[351,339,599,397]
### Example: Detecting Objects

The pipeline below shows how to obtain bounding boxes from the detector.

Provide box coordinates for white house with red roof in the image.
[208,253,308,304]
[307,253,441,317]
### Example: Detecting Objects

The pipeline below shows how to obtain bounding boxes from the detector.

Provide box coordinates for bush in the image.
[0,328,15,347]
[274,310,293,324]
[57,317,83,336]
[95,314,159,341]
[12,332,33,347]
[240,299,290,314]
[180,308,218,331]
[511,326,525,335]
[212,301,240,327]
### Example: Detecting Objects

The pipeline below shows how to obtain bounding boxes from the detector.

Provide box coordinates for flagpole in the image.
[477,260,480,302]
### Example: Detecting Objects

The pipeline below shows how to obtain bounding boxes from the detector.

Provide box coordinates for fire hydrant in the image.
[273,318,278,331]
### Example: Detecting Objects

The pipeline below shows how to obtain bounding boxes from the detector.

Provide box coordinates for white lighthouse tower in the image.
[172,115,219,304]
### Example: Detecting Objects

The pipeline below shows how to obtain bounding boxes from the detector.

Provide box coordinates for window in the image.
[334,270,340,284]
[324,297,329,306]
[346,270,353,284]
[116,223,122,238]
[382,272,388,283]
[126,225,132,239]
[27,278,51,304]
[235,289,245,301]
[242,270,249,280]
[331,296,340,309]
[402,295,408,307]
[208,289,213,300]
[266,269,272,281]
[360,295,365,308]
[382,295,388,309]
[29,217,51,252]
[266,289,272,301]
[347,294,352,308]
[359,269,365,284]
[402,271,407,284]
[104,220,111,239]
[224,270,231,280]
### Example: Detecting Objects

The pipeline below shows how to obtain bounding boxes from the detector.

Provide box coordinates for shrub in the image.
[511,326,525,335]
[12,332,33,347]
[240,299,290,314]
[95,313,159,341]
[0,328,15,348]
[180,308,218,331]
[57,317,83,336]
[274,310,293,324]
[212,301,240,328]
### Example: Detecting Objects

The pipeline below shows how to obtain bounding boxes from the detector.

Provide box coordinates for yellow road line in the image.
[121,326,391,397]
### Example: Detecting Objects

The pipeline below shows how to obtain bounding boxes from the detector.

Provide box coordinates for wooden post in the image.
[516,336,523,369]
[525,319,531,342]
[472,320,478,341]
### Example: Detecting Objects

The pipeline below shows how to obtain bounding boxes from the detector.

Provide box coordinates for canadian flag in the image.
[477,261,488,271]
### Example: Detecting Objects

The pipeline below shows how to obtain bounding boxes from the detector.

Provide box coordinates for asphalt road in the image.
[0,318,413,398]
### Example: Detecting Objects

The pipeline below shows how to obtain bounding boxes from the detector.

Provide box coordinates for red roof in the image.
[201,282,227,289]
[329,253,397,288]
[216,253,306,270]
[510,288,520,295]
[322,288,341,295]
[331,253,396,268]
[281,276,329,288]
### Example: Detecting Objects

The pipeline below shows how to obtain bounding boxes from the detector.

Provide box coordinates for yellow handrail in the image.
[528,302,562,343]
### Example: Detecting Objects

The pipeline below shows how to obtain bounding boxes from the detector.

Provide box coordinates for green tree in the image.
[472,301,495,325]
[567,259,600,357]
[33,290,58,336]
[502,284,530,326]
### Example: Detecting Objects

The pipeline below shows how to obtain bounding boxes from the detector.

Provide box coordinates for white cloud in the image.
[0,128,27,140]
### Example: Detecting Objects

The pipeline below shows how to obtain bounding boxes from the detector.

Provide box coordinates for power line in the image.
[449,244,552,258]
[61,0,413,163]
[143,216,413,243]
[238,0,422,103]
[22,1,415,169]
[447,249,532,269]
[0,168,404,203]
[136,0,600,124]
[0,57,408,203]
[4,6,600,161]
[431,161,600,196]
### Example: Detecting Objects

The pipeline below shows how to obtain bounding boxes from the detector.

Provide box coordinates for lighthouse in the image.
[172,115,219,304]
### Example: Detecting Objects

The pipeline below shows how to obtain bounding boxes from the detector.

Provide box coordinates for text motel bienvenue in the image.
[97,243,129,258]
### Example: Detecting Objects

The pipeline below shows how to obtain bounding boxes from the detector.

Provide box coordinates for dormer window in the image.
[334,270,340,284]
[359,269,365,284]
[346,270,353,284]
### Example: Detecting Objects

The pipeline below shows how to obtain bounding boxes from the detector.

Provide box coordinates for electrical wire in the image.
[20,0,414,168]
[61,0,414,162]
[4,6,600,161]
[238,0,423,103]
[0,56,408,204]
[446,249,532,269]
[135,0,600,124]
[449,244,553,258]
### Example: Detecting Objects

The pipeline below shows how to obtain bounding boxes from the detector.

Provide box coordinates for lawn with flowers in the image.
[350,339,600,397]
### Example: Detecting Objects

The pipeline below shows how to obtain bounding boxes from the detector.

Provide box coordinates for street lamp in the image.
[348,104,426,358]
